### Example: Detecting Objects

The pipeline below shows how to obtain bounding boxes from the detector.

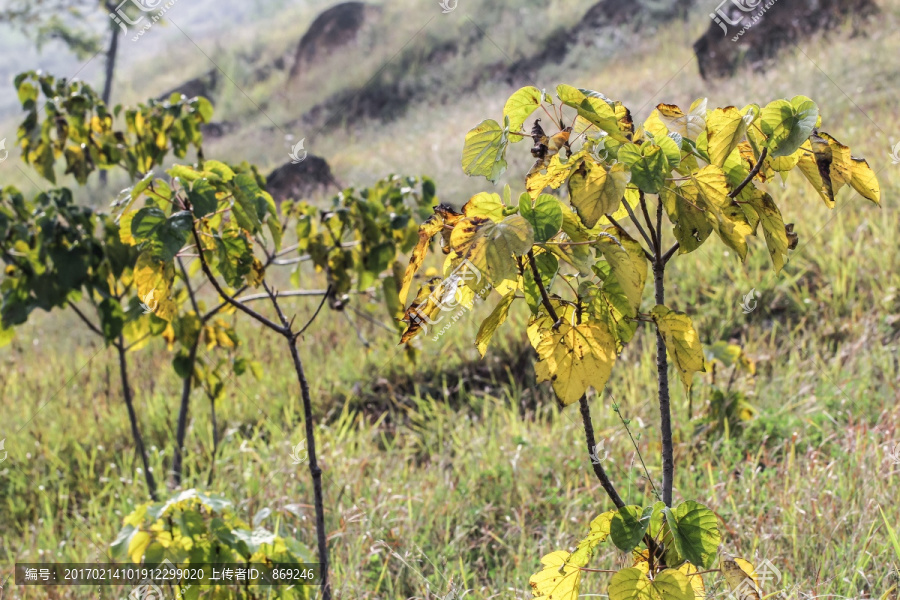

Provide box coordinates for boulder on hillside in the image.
[158,69,218,102]
[265,156,341,202]
[694,0,879,80]
[289,2,381,82]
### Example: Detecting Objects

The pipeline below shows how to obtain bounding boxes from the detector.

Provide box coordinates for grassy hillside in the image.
[2,0,900,598]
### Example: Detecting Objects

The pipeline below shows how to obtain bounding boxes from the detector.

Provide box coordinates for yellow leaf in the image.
[720,556,761,600]
[134,251,177,321]
[691,165,753,260]
[740,188,789,272]
[706,107,750,168]
[504,86,543,136]
[534,321,617,406]
[398,205,463,305]
[530,550,582,600]
[527,151,585,199]
[651,305,705,393]
[678,562,706,600]
[463,191,506,222]
[609,566,693,600]
[128,531,151,563]
[568,159,629,228]
[569,510,616,566]
[475,291,516,357]
[119,210,137,245]
[848,156,881,205]
[657,98,707,140]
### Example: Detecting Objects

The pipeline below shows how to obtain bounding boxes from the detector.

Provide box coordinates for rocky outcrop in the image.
[694,0,879,80]
[288,2,381,82]
[265,155,341,202]
[158,69,218,101]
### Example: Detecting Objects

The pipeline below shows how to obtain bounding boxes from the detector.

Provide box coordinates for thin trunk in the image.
[287,338,330,600]
[653,261,674,506]
[172,336,200,486]
[206,394,219,487]
[116,338,158,501]
[99,11,119,187]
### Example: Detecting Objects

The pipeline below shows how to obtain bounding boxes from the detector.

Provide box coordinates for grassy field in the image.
[2,0,900,598]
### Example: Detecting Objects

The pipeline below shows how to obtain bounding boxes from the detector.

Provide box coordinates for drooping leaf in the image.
[462,119,509,183]
[134,251,176,321]
[661,184,713,254]
[475,291,516,357]
[526,151,584,199]
[651,305,705,393]
[691,165,753,259]
[741,188,789,272]
[596,227,647,311]
[569,510,616,566]
[399,204,464,305]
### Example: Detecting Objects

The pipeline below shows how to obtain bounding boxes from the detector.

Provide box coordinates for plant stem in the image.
[286,337,330,600]
[653,257,674,507]
[115,337,158,501]
[172,335,200,486]
[578,397,625,509]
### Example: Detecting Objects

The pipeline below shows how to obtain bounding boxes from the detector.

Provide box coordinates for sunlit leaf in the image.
[651,305,705,393]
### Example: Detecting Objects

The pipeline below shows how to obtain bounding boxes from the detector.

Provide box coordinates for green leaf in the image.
[651,305,705,393]
[187,180,219,218]
[504,86,543,136]
[520,193,563,243]
[462,119,509,183]
[97,297,125,341]
[610,505,653,552]
[759,96,819,158]
[463,191,507,222]
[619,142,668,194]
[596,228,647,311]
[475,291,516,357]
[568,160,629,228]
[661,185,713,254]
[663,500,721,570]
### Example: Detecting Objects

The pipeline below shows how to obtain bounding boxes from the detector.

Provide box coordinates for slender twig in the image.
[342,309,369,348]
[623,199,656,255]
[527,250,561,328]
[612,403,660,500]
[296,285,332,339]
[729,147,768,199]
[178,257,200,315]
[66,301,104,338]
[190,224,285,333]
[639,191,659,253]
[662,243,680,265]
[115,335,158,501]
[607,214,655,262]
